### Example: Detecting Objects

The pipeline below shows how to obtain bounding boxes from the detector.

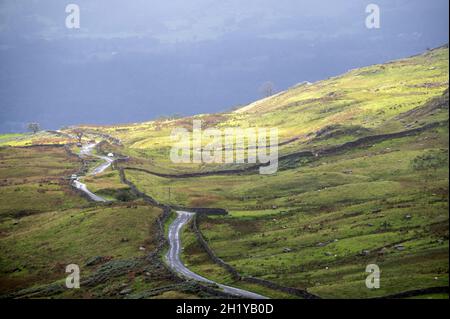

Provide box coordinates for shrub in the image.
[411,149,448,171]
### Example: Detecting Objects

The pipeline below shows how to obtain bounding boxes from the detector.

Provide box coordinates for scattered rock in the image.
[404,214,412,220]
[359,250,370,256]
[342,170,353,174]
[324,252,333,256]
[367,223,374,227]
[139,246,146,251]
[283,247,292,253]
[371,208,382,214]
[119,288,132,295]
[394,244,405,251]
[317,242,327,247]
[120,238,129,243]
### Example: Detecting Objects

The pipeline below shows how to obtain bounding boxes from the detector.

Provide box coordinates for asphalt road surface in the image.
[73,144,266,298]
[72,143,113,202]
[166,211,268,299]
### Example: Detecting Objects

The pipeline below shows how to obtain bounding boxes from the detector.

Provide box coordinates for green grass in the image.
[1,46,448,299]
[83,170,132,201]
[0,145,207,299]
[73,46,448,176]
[126,123,448,298]
[180,220,299,299]
[0,203,163,293]
[0,146,88,217]
[0,132,74,147]
[0,133,25,141]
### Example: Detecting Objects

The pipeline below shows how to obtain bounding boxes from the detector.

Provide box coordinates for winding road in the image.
[166,211,268,299]
[72,143,113,202]
[73,143,266,299]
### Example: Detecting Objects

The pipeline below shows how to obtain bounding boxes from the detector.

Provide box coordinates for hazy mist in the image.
[0,0,448,132]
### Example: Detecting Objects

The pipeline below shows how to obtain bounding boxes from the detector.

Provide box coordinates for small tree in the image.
[411,150,447,171]
[411,150,448,191]
[27,122,40,134]
[116,190,135,202]
[260,81,275,98]
[73,129,84,143]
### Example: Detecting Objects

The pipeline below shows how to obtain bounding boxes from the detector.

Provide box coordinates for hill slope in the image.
[71,45,449,175]
[1,46,448,299]
[78,46,448,298]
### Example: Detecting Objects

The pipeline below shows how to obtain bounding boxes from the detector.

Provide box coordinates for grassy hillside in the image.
[76,46,448,175]
[0,146,215,298]
[1,204,160,293]
[0,146,88,217]
[1,46,448,299]
[0,132,74,147]
[114,46,448,298]
[125,121,448,298]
